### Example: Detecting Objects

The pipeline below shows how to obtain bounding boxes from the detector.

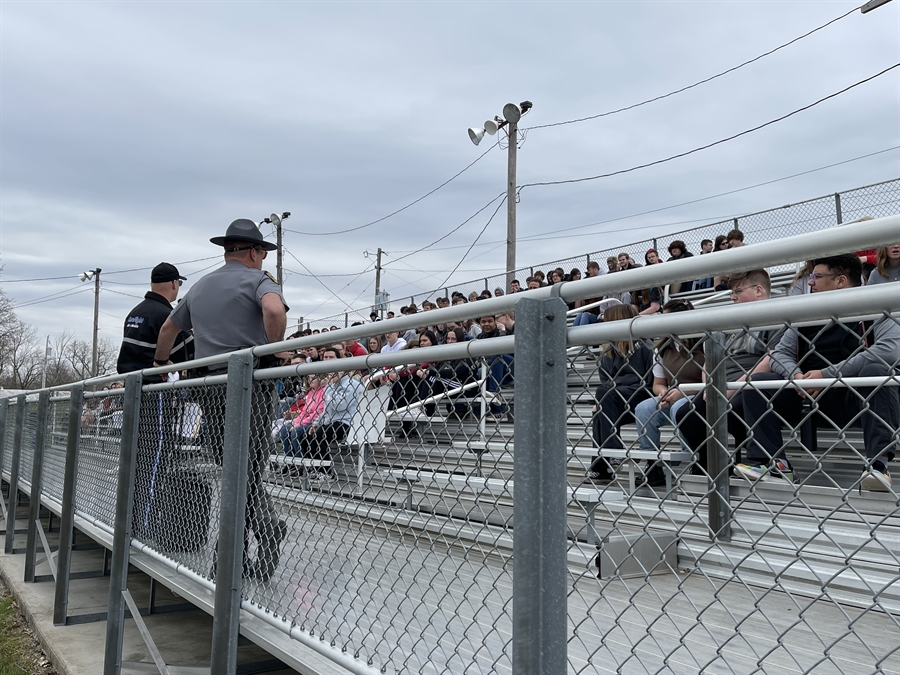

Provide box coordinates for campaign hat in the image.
[210,218,278,251]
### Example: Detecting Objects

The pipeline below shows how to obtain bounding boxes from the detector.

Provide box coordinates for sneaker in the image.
[734,459,794,484]
[860,466,892,492]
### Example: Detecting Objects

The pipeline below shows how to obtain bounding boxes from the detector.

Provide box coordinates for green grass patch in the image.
[0,586,54,675]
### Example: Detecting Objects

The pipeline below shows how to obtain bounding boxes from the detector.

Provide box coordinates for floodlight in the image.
[468,127,485,146]
[502,103,521,124]
[484,119,500,135]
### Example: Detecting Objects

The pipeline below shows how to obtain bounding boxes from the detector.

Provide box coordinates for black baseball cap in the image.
[151,262,187,283]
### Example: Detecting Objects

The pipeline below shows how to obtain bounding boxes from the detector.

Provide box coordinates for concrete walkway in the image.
[0,499,299,675]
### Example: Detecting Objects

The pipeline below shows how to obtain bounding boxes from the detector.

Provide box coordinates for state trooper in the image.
[155,218,290,582]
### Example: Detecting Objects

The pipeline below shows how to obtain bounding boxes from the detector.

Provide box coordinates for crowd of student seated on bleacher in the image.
[279,235,899,492]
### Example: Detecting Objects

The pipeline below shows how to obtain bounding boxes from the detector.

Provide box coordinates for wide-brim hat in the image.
[210,218,278,251]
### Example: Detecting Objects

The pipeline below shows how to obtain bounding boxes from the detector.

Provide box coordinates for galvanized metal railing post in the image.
[210,352,254,675]
[835,192,843,225]
[0,397,8,477]
[512,297,567,674]
[4,394,27,554]
[705,332,732,541]
[103,373,143,675]
[53,383,84,625]
[24,390,50,582]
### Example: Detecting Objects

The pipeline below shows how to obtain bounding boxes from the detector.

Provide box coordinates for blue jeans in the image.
[573,312,600,327]
[486,354,514,393]
[279,423,310,457]
[635,396,692,453]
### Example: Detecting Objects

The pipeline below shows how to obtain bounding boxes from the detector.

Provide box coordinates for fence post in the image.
[4,394,27,554]
[102,373,143,675]
[835,192,843,225]
[24,390,50,582]
[53,383,83,625]
[512,297,567,674]
[344,313,349,328]
[705,332,732,542]
[0,398,7,519]
[209,352,254,675]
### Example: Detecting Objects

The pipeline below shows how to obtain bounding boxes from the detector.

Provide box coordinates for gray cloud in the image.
[2,1,898,341]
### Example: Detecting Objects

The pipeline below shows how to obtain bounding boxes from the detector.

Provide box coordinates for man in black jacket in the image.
[116,262,193,376]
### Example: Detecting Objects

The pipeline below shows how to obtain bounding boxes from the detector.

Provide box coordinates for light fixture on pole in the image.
[80,268,101,377]
[467,100,533,292]
[262,211,291,289]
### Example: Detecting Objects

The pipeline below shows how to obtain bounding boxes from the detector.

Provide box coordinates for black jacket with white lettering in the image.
[116,292,194,375]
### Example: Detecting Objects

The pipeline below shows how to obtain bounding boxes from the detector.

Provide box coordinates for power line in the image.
[284,142,498,237]
[381,192,507,268]
[1,255,221,285]
[282,266,373,278]
[436,196,508,289]
[283,246,376,315]
[102,288,144,300]
[520,63,900,190]
[525,4,861,131]
[516,146,900,242]
[12,287,94,310]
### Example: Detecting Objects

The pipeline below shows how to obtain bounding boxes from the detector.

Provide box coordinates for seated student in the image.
[568,268,583,282]
[675,270,780,472]
[666,240,696,295]
[437,328,479,417]
[866,243,900,284]
[367,335,383,355]
[510,279,522,293]
[279,374,326,470]
[737,254,900,491]
[526,277,541,290]
[381,330,444,437]
[475,314,514,416]
[606,257,618,274]
[381,331,407,353]
[299,348,364,474]
[633,285,662,316]
[633,300,704,485]
[573,261,605,326]
[586,303,654,482]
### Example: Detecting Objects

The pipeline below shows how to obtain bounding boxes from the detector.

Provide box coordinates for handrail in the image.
[693,290,732,306]
[565,298,622,316]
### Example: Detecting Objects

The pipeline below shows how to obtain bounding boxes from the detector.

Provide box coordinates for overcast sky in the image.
[1,0,898,344]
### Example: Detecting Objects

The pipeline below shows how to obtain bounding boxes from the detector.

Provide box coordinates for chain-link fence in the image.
[310,178,900,328]
[0,215,897,674]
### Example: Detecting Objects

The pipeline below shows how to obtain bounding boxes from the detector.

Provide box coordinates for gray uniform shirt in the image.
[169,260,288,360]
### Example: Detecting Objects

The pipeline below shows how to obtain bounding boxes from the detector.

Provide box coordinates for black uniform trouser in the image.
[674,393,749,471]
[202,382,281,562]
[589,384,649,477]
[742,368,898,465]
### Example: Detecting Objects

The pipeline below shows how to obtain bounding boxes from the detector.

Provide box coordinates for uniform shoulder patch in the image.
[264,271,279,284]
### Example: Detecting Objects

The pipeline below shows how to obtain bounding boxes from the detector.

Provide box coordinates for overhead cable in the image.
[519,63,899,190]
[525,4,861,131]
[284,142,498,236]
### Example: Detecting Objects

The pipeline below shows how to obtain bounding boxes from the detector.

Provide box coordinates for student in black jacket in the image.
[587,303,654,481]
[116,262,193,376]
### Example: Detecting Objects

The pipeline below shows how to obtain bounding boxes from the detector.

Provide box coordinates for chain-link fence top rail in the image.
[309,178,899,327]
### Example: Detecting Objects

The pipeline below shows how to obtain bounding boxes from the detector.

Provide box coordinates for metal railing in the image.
[0,215,898,675]
[307,177,900,329]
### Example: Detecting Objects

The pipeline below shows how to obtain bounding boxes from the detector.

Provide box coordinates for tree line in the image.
[0,284,117,391]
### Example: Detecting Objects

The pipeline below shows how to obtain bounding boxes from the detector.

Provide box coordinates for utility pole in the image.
[467,101,532,293]
[367,248,388,318]
[263,212,291,289]
[92,269,101,377]
[506,121,518,293]
[374,247,383,298]
[81,267,102,377]
[40,336,51,389]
